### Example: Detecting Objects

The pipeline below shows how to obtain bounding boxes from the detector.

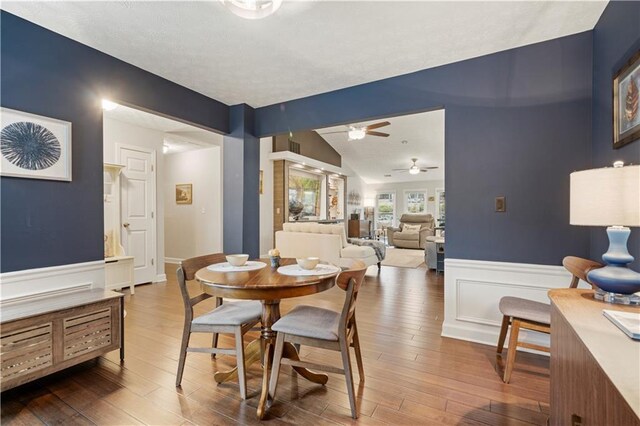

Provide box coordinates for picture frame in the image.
[176,183,192,204]
[0,107,72,181]
[613,50,640,149]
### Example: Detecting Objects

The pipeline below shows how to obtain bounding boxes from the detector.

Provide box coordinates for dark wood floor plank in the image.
[1,262,550,425]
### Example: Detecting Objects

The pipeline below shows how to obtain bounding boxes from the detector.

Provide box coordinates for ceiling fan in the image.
[392,158,439,175]
[320,121,390,141]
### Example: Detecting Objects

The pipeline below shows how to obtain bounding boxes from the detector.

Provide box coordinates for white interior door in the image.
[119,145,156,285]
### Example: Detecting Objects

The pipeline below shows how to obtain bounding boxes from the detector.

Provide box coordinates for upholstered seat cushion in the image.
[394,231,419,241]
[499,296,550,325]
[192,301,262,326]
[272,305,340,341]
[341,244,375,259]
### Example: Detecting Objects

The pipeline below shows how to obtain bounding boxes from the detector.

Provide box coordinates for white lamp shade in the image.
[570,165,640,227]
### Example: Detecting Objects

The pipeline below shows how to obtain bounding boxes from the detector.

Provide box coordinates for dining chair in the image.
[175,253,262,399]
[268,259,367,419]
[496,256,602,383]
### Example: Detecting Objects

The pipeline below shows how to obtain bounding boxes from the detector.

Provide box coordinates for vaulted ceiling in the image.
[3,1,608,107]
[317,109,445,184]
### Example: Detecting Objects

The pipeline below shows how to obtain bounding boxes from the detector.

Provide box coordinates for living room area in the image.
[259,109,445,272]
[1,1,639,425]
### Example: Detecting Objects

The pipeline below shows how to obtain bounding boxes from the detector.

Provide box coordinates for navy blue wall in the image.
[1,12,229,272]
[591,1,640,270]
[255,32,594,265]
[223,104,260,258]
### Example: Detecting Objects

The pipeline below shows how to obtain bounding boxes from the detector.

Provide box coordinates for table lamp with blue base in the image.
[570,163,640,305]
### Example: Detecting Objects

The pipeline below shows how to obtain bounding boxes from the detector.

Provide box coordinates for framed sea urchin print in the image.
[613,50,640,149]
[0,108,72,181]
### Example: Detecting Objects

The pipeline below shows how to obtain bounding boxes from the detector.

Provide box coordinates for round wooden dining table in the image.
[195,257,339,419]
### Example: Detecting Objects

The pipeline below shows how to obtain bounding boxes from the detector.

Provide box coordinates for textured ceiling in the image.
[3,1,608,107]
[317,109,445,184]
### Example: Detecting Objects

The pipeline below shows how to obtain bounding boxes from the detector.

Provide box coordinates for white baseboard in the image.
[154,273,167,283]
[0,260,105,305]
[442,258,590,354]
[164,257,183,265]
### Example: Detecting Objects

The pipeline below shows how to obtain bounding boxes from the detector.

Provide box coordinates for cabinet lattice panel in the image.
[63,307,112,360]
[1,323,53,381]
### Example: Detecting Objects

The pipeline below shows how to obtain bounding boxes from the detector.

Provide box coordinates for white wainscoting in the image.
[442,258,590,352]
[0,260,105,305]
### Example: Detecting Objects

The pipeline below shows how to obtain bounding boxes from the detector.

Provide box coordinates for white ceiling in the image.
[3,1,607,108]
[104,103,222,154]
[317,109,445,184]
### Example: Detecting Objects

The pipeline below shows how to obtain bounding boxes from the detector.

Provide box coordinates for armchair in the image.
[387,213,435,249]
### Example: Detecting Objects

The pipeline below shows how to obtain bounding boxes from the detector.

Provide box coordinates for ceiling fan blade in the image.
[366,131,389,137]
[391,169,409,172]
[420,166,439,170]
[320,130,347,135]
[364,121,391,131]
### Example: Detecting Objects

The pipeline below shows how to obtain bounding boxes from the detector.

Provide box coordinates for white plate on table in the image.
[207,261,267,272]
[277,264,341,276]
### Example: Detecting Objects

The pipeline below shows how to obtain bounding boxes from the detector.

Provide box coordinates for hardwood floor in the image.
[1,263,550,425]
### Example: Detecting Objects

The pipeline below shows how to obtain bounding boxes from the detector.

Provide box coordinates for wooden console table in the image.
[549,289,639,426]
[1,289,124,392]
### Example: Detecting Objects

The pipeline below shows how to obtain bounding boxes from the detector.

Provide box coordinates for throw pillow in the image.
[403,224,422,233]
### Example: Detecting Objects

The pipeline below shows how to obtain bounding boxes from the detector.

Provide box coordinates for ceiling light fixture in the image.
[220,0,282,19]
[101,99,118,111]
[348,128,366,141]
[409,165,420,175]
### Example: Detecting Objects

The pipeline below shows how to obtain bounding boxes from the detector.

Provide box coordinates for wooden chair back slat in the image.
[177,253,227,316]
[181,253,228,281]
[337,260,367,334]
[562,256,603,288]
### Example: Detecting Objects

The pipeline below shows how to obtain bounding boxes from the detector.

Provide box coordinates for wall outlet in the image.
[495,196,506,212]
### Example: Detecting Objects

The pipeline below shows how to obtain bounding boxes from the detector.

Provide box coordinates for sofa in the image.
[387,213,435,249]
[275,222,380,269]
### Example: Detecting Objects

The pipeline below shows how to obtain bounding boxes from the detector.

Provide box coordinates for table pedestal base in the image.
[213,300,328,419]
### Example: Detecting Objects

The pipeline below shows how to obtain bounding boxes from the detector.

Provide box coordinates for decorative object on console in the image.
[1,107,72,181]
[176,183,192,204]
[613,50,640,149]
[570,163,640,304]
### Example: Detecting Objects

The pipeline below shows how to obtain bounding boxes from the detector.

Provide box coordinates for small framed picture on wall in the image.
[613,50,640,149]
[176,183,192,204]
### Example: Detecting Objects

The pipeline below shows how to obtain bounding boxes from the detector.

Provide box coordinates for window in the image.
[435,188,445,225]
[404,190,427,213]
[375,191,396,228]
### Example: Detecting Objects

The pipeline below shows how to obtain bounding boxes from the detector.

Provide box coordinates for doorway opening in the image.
[102,103,223,290]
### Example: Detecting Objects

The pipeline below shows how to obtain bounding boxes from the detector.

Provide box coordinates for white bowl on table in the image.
[296,257,320,270]
[226,254,249,267]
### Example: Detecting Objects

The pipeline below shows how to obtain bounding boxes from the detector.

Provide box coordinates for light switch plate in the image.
[495,196,506,212]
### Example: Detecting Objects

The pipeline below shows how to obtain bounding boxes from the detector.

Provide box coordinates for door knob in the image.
[123,223,130,228]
